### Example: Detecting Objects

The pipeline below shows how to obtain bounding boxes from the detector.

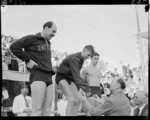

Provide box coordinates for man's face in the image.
[21,88,29,96]
[91,55,99,65]
[134,92,143,106]
[110,78,118,92]
[45,23,57,40]
[82,49,92,60]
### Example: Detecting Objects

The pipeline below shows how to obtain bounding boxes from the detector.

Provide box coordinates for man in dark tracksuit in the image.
[55,45,95,116]
[10,21,57,116]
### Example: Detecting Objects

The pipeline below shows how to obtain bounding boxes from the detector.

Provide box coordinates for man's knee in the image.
[74,97,82,105]
[68,97,75,104]
[43,107,51,116]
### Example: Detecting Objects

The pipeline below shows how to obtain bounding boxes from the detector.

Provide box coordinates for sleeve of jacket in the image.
[69,57,90,93]
[12,97,24,114]
[10,35,35,62]
[90,99,113,116]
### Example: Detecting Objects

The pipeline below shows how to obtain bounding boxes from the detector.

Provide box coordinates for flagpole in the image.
[135,5,147,93]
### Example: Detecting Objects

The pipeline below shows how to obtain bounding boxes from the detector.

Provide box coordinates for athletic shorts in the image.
[55,73,74,85]
[89,86,102,97]
[29,66,53,86]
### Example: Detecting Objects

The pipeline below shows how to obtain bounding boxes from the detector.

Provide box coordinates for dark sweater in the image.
[10,33,54,74]
[57,52,90,93]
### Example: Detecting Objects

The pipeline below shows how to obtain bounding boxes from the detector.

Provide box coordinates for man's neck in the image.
[41,32,47,40]
[90,63,96,67]
[111,89,123,95]
[21,94,26,97]
[138,103,146,108]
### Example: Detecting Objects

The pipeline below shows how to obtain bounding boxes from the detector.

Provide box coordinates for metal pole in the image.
[135,5,147,93]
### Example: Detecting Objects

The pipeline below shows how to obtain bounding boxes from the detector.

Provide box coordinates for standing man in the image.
[12,85,32,116]
[55,45,95,116]
[81,52,103,98]
[10,21,57,116]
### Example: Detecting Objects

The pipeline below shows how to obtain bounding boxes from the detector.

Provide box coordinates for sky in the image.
[1,5,148,73]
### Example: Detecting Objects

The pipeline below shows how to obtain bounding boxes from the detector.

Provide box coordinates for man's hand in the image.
[86,90,92,97]
[81,91,87,103]
[5,58,11,65]
[93,94,105,104]
[26,59,38,69]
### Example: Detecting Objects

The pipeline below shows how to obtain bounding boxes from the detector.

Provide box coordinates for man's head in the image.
[42,21,57,40]
[114,68,118,73]
[91,52,99,66]
[20,85,29,96]
[110,77,126,93]
[134,90,147,107]
[81,45,94,60]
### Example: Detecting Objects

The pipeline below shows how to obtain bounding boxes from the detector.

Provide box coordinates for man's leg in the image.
[30,81,46,116]
[58,80,75,116]
[70,82,82,116]
[42,84,53,116]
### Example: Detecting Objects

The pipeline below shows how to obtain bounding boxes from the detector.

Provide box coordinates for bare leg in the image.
[30,81,46,116]
[58,80,75,116]
[43,84,53,116]
[70,82,82,116]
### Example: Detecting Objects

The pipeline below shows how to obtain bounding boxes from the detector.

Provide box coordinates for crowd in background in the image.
[1,34,148,116]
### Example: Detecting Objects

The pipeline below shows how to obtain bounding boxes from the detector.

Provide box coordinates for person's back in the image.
[57,52,84,76]
[105,91,131,116]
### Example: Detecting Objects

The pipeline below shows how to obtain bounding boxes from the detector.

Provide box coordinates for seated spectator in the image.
[133,90,148,116]
[2,62,8,70]
[113,68,119,77]
[130,98,138,116]
[81,77,131,116]
[12,85,32,116]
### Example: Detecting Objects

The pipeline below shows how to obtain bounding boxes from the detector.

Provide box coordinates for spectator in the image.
[81,77,131,116]
[133,90,148,116]
[130,98,138,116]
[12,85,32,116]
[113,68,119,77]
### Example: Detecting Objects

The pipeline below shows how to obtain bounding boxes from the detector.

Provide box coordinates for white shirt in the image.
[139,104,146,116]
[12,94,32,116]
[57,99,68,116]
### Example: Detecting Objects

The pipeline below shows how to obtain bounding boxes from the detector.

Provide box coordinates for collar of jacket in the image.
[35,32,51,44]
[35,32,43,39]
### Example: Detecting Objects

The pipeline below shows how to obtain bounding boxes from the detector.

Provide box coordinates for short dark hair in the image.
[84,45,95,55]
[117,78,126,90]
[43,21,53,29]
[92,52,99,57]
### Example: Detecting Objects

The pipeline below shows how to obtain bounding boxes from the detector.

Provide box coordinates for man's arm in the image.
[69,58,90,93]
[83,98,113,116]
[10,35,35,62]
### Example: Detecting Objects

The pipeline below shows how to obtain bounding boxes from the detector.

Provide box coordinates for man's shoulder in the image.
[67,53,80,62]
[14,94,22,99]
[26,96,31,99]
[141,104,148,116]
[20,34,36,39]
